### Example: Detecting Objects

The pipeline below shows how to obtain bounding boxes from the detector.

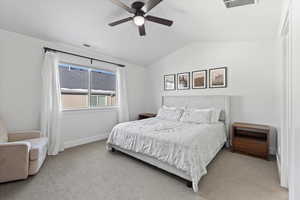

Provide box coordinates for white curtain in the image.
[41,51,63,155]
[117,68,129,122]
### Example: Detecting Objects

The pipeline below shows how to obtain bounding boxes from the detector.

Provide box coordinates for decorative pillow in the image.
[210,108,222,123]
[180,108,212,124]
[157,106,183,121]
[0,119,8,143]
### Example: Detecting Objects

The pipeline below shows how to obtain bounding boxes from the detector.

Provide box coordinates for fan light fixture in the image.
[133,16,145,26]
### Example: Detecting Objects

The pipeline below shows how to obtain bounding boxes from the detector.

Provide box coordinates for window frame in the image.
[59,62,118,112]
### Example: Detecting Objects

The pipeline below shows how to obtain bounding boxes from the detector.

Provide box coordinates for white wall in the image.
[0,29,148,147]
[290,0,300,199]
[278,14,290,188]
[147,41,281,154]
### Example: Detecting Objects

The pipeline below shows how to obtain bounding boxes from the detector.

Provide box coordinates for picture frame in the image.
[164,74,176,91]
[192,70,207,89]
[177,72,190,90]
[209,67,227,88]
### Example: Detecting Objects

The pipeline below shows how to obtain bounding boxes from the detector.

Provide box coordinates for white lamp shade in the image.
[133,16,145,26]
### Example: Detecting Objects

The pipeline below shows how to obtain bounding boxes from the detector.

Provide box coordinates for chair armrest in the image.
[0,142,31,183]
[8,130,41,142]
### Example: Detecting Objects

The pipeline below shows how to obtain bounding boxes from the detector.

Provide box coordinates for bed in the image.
[107,95,231,192]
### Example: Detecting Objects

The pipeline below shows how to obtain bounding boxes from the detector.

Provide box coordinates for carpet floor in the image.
[0,141,288,200]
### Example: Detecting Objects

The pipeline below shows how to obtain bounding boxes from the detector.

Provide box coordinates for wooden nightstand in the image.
[231,122,270,160]
[138,113,157,120]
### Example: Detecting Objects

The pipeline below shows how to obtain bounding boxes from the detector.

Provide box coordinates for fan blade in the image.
[110,0,136,14]
[145,15,173,26]
[139,25,146,36]
[142,0,163,13]
[109,17,133,26]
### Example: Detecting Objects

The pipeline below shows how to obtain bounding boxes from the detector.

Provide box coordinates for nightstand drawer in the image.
[235,129,268,140]
[233,137,268,158]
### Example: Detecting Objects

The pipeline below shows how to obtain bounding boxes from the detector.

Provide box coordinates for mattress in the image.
[106,118,226,192]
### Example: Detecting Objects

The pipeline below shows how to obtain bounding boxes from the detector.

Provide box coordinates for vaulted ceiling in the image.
[0,0,283,65]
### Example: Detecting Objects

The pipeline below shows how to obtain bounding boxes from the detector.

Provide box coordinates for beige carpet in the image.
[0,141,288,200]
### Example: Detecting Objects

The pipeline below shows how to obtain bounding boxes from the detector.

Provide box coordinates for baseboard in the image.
[276,153,289,188]
[276,153,281,177]
[269,147,276,155]
[64,133,109,149]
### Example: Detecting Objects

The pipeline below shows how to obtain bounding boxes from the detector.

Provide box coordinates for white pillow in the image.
[0,120,8,143]
[180,108,212,124]
[210,108,222,123]
[162,105,177,110]
[157,106,183,121]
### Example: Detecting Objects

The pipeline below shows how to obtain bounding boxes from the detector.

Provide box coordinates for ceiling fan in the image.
[108,0,173,36]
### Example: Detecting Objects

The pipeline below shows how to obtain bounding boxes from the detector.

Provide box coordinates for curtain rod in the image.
[43,47,125,68]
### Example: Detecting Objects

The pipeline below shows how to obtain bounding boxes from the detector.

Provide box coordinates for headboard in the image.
[162,95,231,145]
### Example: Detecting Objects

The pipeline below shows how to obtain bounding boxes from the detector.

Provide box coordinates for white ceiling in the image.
[0,0,283,66]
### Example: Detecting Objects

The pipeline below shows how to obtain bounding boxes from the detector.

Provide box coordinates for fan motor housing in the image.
[131,1,145,10]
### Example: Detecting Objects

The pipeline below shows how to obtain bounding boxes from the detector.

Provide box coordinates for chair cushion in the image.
[24,137,48,161]
[0,120,8,143]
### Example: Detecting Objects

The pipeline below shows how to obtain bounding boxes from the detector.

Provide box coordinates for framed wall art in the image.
[164,74,176,91]
[192,70,207,89]
[209,67,227,88]
[177,72,190,90]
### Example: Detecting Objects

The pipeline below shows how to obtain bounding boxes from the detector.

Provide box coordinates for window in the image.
[59,63,117,110]
[90,69,116,107]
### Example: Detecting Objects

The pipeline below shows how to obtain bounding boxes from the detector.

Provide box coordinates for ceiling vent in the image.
[224,0,258,8]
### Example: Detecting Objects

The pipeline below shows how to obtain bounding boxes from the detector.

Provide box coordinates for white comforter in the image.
[106,118,226,192]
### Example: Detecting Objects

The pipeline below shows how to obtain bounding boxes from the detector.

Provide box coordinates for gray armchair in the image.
[0,120,48,183]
